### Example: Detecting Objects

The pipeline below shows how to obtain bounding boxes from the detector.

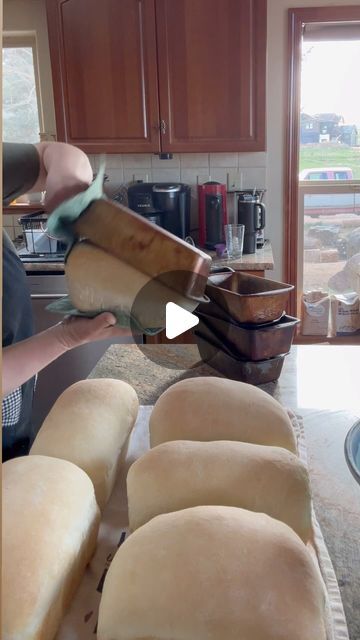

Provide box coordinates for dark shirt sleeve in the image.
[3,142,40,205]
[2,142,39,452]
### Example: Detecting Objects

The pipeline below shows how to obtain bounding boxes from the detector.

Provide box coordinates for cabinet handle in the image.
[160,119,167,135]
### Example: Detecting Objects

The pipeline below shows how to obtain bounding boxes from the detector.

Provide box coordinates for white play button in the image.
[165,302,199,340]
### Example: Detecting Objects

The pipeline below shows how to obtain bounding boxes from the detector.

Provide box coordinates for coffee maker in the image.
[237,190,266,254]
[126,182,191,240]
[198,181,228,249]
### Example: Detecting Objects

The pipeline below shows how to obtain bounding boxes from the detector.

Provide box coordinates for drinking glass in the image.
[224,224,245,258]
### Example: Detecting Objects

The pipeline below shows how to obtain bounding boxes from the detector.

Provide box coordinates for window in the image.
[309,172,328,180]
[3,35,42,143]
[334,171,349,180]
[285,7,360,343]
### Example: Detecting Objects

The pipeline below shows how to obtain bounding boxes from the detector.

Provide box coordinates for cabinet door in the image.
[156,0,266,152]
[46,0,161,152]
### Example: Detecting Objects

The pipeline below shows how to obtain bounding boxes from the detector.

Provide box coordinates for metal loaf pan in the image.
[73,198,211,300]
[195,330,287,385]
[197,311,300,361]
[206,271,294,324]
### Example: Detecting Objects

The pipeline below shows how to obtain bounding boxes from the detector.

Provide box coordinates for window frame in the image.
[284,6,360,319]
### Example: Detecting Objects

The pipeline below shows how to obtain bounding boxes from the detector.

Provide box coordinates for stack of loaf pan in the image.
[195,270,299,384]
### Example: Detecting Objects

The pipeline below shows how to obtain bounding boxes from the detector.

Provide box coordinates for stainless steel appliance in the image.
[236,190,266,252]
[126,182,191,239]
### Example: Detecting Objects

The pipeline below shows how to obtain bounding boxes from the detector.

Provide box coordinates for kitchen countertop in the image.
[89,343,360,639]
[204,239,274,271]
[20,240,273,274]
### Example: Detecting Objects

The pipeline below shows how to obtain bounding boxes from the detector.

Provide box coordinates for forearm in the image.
[2,326,68,397]
[2,312,129,397]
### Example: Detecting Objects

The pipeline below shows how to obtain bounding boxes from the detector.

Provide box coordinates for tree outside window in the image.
[3,41,42,143]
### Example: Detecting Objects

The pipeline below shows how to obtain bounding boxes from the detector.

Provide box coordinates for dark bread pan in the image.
[194,321,288,385]
[206,271,294,324]
[196,311,299,361]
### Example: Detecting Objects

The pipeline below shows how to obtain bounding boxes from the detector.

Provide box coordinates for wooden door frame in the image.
[284,5,360,317]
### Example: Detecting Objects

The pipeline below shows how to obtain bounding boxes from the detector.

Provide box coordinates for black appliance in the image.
[237,190,266,254]
[126,182,191,240]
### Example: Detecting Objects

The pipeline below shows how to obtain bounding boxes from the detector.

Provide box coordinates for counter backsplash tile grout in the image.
[90,153,267,218]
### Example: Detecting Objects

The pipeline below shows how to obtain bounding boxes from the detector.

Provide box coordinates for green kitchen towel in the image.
[47,162,106,244]
[46,296,163,336]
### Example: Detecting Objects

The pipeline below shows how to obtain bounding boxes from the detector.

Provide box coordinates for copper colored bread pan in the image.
[206,271,294,324]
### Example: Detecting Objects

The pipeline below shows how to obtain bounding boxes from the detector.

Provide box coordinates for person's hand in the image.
[52,313,132,350]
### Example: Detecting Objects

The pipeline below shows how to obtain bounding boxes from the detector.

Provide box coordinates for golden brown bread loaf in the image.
[97,506,327,640]
[31,379,139,510]
[149,377,297,452]
[65,241,200,328]
[2,455,100,640]
[127,439,312,541]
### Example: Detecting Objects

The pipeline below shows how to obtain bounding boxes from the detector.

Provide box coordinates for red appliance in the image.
[198,181,228,249]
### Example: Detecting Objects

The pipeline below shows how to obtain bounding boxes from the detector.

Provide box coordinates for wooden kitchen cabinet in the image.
[46,0,161,153]
[46,0,267,153]
[156,0,266,152]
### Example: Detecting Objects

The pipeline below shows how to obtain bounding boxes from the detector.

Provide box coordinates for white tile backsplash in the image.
[240,167,266,189]
[180,153,209,168]
[227,169,246,191]
[88,155,99,171]
[152,169,181,183]
[207,168,228,184]
[180,168,209,186]
[209,152,238,168]
[104,155,123,169]
[123,169,152,183]
[151,154,180,168]
[122,154,152,168]
[103,168,124,191]
[238,152,267,167]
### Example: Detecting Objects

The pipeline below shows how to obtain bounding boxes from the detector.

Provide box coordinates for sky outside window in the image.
[301,40,360,127]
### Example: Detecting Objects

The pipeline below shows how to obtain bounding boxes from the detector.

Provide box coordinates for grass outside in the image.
[299,143,360,179]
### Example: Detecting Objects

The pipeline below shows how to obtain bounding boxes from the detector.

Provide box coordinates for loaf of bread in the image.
[31,379,139,510]
[127,439,312,541]
[73,198,211,299]
[149,377,297,452]
[97,506,327,640]
[2,455,100,640]
[65,241,199,328]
